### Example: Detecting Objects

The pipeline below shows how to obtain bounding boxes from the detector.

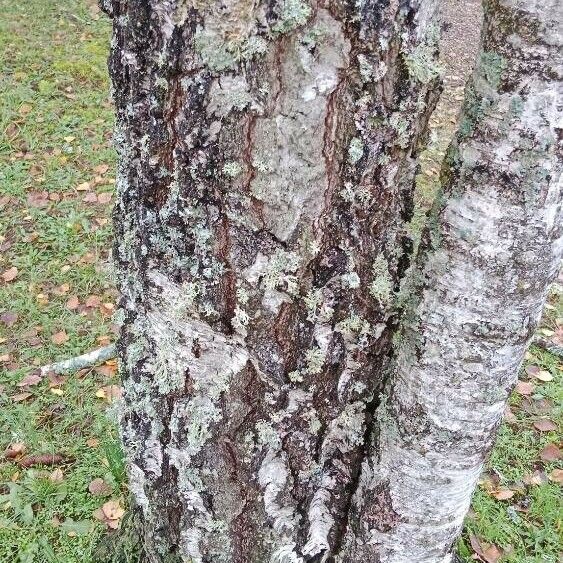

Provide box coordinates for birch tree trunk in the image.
[103,0,441,561]
[342,0,563,561]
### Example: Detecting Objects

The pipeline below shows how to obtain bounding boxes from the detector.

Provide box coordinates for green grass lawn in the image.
[0,1,561,562]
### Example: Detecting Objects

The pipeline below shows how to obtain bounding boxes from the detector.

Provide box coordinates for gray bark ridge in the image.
[106,0,441,561]
[343,0,563,561]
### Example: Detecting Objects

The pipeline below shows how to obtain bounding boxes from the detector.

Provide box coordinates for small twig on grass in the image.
[40,344,116,376]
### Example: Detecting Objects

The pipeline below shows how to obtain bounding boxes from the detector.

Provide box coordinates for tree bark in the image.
[342,1,562,561]
[105,0,441,561]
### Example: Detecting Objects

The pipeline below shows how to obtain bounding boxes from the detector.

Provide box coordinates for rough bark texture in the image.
[343,0,562,561]
[105,1,442,561]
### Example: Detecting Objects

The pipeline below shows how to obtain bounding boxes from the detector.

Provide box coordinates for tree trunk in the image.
[342,0,562,561]
[104,0,441,560]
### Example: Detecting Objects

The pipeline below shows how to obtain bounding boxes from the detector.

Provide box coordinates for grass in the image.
[0,1,561,562]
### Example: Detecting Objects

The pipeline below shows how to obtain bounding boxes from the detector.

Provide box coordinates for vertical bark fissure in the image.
[107,0,441,560]
[342,0,562,561]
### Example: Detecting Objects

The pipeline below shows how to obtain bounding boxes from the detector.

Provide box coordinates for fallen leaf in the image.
[85,295,101,308]
[97,192,112,204]
[82,192,98,203]
[504,406,517,424]
[51,331,69,345]
[540,443,562,462]
[50,388,64,396]
[482,544,503,563]
[76,182,91,192]
[515,380,534,396]
[66,296,80,310]
[11,392,32,402]
[94,164,109,174]
[50,468,64,483]
[17,372,42,387]
[492,489,515,500]
[533,419,557,432]
[0,311,18,327]
[47,371,66,387]
[523,471,546,486]
[93,499,125,529]
[96,385,122,403]
[88,478,112,496]
[533,370,553,382]
[18,454,65,467]
[4,442,26,460]
[1,267,18,282]
[86,438,100,448]
[549,468,563,484]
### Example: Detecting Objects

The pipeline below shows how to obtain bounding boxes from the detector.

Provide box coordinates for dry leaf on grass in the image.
[540,443,561,462]
[17,371,42,387]
[491,489,514,501]
[515,381,534,395]
[4,442,26,460]
[51,331,69,345]
[1,267,18,282]
[93,499,125,529]
[533,419,557,432]
[88,478,112,496]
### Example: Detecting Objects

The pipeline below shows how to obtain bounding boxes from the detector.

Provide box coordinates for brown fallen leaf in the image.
[492,489,515,500]
[96,385,122,403]
[549,468,563,484]
[86,438,100,448]
[66,296,80,310]
[515,380,534,396]
[482,544,503,563]
[540,443,562,462]
[51,331,69,345]
[85,295,101,308]
[94,164,109,174]
[50,468,64,483]
[0,311,18,327]
[11,392,32,402]
[504,406,517,424]
[47,371,66,388]
[88,477,112,496]
[17,371,42,387]
[1,267,18,282]
[523,471,546,486]
[93,499,125,529]
[533,419,557,432]
[18,454,65,467]
[4,442,26,460]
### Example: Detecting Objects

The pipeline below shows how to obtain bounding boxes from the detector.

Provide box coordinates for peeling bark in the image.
[106,0,441,560]
[343,1,563,561]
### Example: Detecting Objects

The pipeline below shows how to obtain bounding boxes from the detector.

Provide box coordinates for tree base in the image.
[92,507,145,563]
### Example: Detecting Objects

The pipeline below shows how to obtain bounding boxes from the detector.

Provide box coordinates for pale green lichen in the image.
[255,420,282,450]
[347,137,364,164]
[305,347,325,375]
[342,271,361,289]
[389,113,410,148]
[223,161,243,177]
[403,23,442,84]
[479,51,506,91]
[273,0,312,34]
[263,250,300,294]
[369,254,393,304]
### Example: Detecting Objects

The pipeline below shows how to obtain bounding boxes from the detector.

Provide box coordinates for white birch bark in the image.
[342,0,563,561]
